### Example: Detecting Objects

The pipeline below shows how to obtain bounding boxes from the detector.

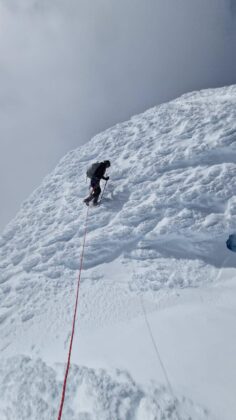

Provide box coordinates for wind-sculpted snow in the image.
[0,86,236,419]
[0,356,209,420]
[1,86,236,287]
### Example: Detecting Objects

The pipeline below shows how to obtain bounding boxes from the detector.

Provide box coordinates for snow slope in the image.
[1,85,236,419]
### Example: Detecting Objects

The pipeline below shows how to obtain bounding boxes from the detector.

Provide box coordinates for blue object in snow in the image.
[226,234,236,252]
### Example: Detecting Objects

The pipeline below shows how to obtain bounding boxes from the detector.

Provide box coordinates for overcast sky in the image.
[0,0,236,231]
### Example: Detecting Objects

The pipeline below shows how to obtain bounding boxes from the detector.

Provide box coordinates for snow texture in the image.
[0,85,236,419]
[0,356,210,420]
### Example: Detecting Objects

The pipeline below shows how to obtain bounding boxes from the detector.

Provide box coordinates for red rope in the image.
[57,206,89,420]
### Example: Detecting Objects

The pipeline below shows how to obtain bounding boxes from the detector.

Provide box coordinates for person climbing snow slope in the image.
[84,160,110,206]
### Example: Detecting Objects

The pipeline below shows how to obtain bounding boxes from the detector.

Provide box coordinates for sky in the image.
[0,0,236,232]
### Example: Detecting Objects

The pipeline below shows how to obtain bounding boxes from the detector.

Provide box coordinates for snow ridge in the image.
[0,85,236,419]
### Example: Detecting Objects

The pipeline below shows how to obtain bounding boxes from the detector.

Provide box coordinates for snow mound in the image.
[0,356,209,420]
[0,85,236,419]
[1,86,236,291]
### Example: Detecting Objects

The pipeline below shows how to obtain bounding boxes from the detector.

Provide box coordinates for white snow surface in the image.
[1,85,236,420]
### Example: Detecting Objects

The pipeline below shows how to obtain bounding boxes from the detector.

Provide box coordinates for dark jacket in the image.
[93,162,108,180]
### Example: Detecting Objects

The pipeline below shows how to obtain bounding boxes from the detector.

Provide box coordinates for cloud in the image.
[230,0,236,16]
[0,0,235,230]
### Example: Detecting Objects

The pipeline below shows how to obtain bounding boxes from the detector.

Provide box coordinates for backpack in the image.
[86,162,100,179]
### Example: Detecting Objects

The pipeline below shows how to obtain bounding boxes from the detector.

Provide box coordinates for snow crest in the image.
[0,85,236,419]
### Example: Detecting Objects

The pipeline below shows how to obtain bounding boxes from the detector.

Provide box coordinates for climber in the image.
[83,160,110,206]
